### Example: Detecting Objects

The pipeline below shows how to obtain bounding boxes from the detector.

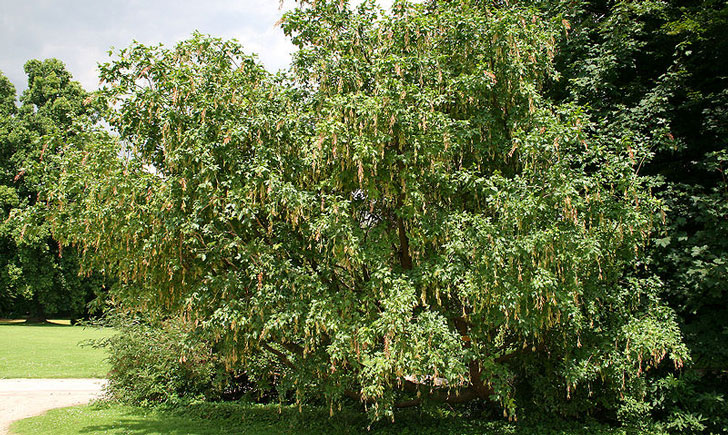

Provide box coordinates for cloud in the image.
[0,0,295,93]
[0,0,401,95]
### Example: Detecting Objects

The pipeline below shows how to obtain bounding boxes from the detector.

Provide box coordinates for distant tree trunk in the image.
[25,296,47,323]
[24,315,47,323]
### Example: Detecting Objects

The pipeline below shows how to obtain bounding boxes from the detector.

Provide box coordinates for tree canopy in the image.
[0,61,102,320]
[38,0,689,421]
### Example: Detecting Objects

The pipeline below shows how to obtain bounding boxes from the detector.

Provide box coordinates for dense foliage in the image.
[38,0,691,422]
[0,62,103,320]
[540,0,728,431]
[96,315,257,405]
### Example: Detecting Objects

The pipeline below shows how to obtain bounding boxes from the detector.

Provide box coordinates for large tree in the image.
[45,0,686,420]
[0,61,103,320]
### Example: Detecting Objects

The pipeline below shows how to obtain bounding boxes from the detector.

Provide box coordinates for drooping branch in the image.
[261,342,296,370]
[397,212,412,271]
[281,341,304,356]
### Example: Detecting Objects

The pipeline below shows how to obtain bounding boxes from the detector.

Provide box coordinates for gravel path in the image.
[0,378,107,435]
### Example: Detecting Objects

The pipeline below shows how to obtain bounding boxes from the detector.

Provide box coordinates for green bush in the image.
[649,371,728,434]
[95,316,243,404]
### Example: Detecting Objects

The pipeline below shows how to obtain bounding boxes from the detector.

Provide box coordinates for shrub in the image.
[649,371,728,434]
[95,315,249,404]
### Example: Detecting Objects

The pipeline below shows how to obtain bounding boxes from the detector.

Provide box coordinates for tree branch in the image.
[261,342,296,370]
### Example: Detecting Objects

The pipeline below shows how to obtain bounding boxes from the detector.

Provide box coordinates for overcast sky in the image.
[0,1,389,95]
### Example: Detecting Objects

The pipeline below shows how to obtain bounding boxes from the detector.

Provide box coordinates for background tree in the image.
[539,0,728,430]
[45,0,687,422]
[0,61,103,321]
[0,72,22,315]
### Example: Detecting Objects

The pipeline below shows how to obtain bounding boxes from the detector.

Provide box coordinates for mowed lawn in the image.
[0,321,111,378]
[9,401,644,435]
[11,404,280,435]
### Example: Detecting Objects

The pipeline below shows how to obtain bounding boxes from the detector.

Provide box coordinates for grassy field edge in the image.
[0,322,111,379]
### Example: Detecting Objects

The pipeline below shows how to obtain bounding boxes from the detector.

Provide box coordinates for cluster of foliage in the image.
[538,0,728,431]
[0,61,103,320]
[37,0,691,423]
[96,314,259,405]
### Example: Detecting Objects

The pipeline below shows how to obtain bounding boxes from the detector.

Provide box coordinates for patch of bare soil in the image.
[0,378,107,434]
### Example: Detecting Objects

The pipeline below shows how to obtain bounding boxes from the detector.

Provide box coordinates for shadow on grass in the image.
[64,401,630,435]
[72,402,363,435]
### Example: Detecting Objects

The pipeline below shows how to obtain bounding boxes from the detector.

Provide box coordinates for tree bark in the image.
[397,214,412,271]
[261,342,296,370]
[25,300,47,324]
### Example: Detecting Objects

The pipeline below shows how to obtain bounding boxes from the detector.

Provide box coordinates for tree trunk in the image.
[25,298,47,323]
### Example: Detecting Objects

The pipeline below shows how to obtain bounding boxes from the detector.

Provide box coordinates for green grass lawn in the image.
[0,321,111,378]
[9,401,658,435]
[10,404,255,435]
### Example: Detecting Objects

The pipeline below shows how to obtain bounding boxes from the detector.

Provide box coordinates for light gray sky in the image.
[0,0,392,95]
